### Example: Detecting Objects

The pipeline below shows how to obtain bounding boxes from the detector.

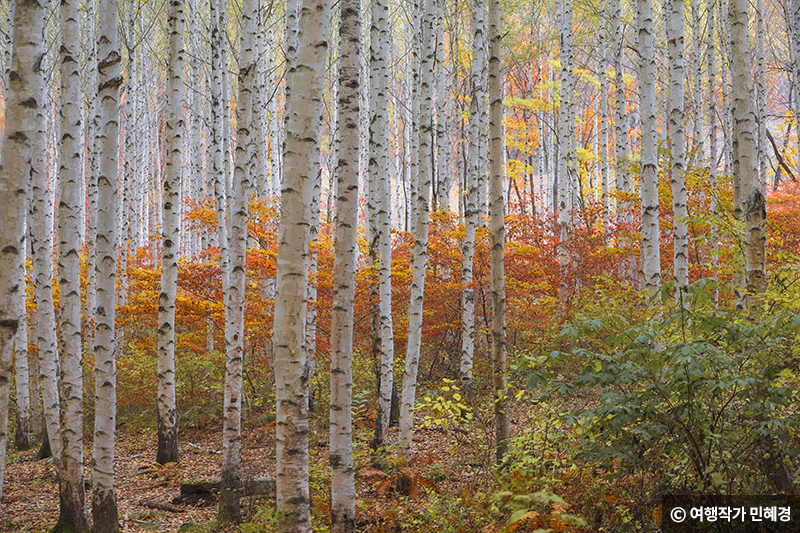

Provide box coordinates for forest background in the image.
[1,0,800,529]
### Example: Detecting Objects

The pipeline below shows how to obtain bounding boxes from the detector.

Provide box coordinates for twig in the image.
[188,442,221,454]
[115,453,146,461]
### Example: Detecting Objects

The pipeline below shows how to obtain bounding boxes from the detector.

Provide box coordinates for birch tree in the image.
[218,0,257,520]
[791,0,800,163]
[637,0,661,292]
[460,0,485,399]
[92,0,122,527]
[369,0,395,449]
[487,0,508,462]
[30,50,60,462]
[667,0,688,291]
[397,0,435,461]
[57,0,91,524]
[274,0,331,526]
[0,0,44,509]
[556,0,574,274]
[156,0,184,465]
[729,0,766,304]
[329,0,360,526]
[13,211,30,450]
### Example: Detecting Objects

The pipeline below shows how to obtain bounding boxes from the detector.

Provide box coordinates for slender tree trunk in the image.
[397,0,435,461]
[329,0,360,527]
[637,0,661,292]
[209,0,229,298]
[156,0,184,466]
[729,0,766,305]
[755,0,766,190]
[599,6,610,236]
[274,0,331,527]
[92,0,122,527]
[13,209,31,450]
[487,0,508,463]
[556,0,573,279]
[460,0,485,399]
[613,0,632,257]
[708,0,719,304]
[792,0,800,169]
[30,50,61,462]
[57,0,91,524]
[369,0,395,449]
[0,0,44,510]
[667,0,688,291]
[218,0,257,520]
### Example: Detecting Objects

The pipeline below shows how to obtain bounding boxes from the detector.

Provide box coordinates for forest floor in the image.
[0,406,526,533]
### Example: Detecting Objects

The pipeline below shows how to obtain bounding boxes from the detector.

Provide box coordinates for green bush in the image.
[543,279,800,496]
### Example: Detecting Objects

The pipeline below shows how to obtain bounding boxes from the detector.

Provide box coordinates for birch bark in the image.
[637,0,661,292]
[397,0,434,461]
[329,0,360,526]
[92,0,122,526]
[0,0,44,510]
[274,0,331,526]
[667,0,688,290]
[156,0,184,465]
[57,0,91,523]
[369,0,395,449]
[460,0,485,399]
[487,0,508,462]
[218,0,257,520]
[729,0,766,304]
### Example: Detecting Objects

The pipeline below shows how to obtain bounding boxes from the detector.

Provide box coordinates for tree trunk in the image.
[397,0,435,461]
[13,209,31,451]
[57,0,91,524]
[219,0,257,518]
[156,0,184,466]
[667,0,688,291]
[329,0,360,527]
[30,46,61,463]
[460,0,485,399]
[729,0,766,305]
[637,0,661,292]
[0,0,45,510]
[556,0,573,281]
[792,0,800,170]
[274,0,331,526]
[487,0,508,464]
[369,0,395,450]
[92,0,123,528]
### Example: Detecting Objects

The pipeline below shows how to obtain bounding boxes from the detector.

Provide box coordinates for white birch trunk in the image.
[729,0,766,304]
[329,0,360,526]
[397,0,434,461]
[274,0,331,526]
[637,0,661,292]
[210,0,230,297]
[792,0,800,167]
[369,0,395,449]
[599,5,610,236]
[157,0,184,465]
[460,0,485,399]
[92,0,122,527]
[13,209,30,450]
[556,0,573,273]
[219,0,257,520]
[30,57,61,462]
[667,0,688,291]
[487,0,508,463]
[58,0,91,523]
[0,0,44,509]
